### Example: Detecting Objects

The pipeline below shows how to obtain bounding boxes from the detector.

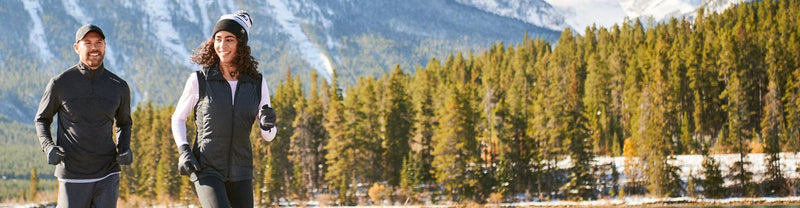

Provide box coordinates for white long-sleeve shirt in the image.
[171,72,276,148]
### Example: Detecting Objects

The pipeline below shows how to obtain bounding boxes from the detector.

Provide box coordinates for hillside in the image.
[0,0,559,124]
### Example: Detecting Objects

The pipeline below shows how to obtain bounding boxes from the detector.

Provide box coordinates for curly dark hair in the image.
[190,37,259,78]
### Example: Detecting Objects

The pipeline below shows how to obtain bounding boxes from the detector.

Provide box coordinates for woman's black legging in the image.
[193,176,253,208]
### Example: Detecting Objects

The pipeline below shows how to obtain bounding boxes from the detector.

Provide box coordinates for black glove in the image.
[46,146,65,165]
[178,144,199,176]
[259,105,276,131]
[117,148,133,165]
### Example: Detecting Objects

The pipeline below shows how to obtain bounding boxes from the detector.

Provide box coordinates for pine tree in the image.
[669,19,693,155]
[323,71,351,200]
[134,102,157,200]
[583,38,613,156]
[432,84,479,202]
[290,161,308,202]
[477,43,507,199]
[178,173,195,206]
[382,65,412,187]
[355,76,383,185]
[782,0,800,152]
[780,1,800,152]
[603,25,627,157]
[690,9,725,153]
[410,60,440,193]
[701,155,725,198]
[29,167,38,201]
[399,153,421,203]
[537,28,581,200]
[760,29,788,196]
[564,113,595,201]
[496,51,534,196]
[252,108,269,205]
[719,22,758,197]
[263,68,302,204]
[155,148,171,202]
[620,22,646,196]
[155,107,177,203]
[642,25,683,197]
[528,51,554,200]
[290,71,327,198]
[565,29,594,201]
[178,105,198,205]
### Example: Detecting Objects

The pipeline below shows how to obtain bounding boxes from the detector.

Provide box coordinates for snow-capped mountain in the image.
[0,0,561,124]
[454,0,569,31]
[0,0,754,125]
[457,0,748,33]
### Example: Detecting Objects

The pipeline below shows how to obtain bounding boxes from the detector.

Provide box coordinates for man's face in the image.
[73,32,105,69]
[214,31,238,64]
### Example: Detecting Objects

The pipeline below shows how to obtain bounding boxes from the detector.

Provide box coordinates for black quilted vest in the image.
[192,66,261,182]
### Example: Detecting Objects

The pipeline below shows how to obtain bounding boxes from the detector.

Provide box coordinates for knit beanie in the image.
[213,10,252,43]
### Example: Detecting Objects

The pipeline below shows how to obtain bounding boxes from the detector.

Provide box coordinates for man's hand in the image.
[259,105,276,131]
[117,149,133,165]
[178,144,199,176]
[47,146,65,165]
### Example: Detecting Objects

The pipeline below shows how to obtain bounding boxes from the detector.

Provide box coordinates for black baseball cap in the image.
[75,24,105,43]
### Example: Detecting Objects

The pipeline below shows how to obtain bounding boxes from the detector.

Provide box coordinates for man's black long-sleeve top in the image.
[34,62,132,180]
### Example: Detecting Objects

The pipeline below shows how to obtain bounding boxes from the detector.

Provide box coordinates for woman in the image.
[171,10,276,208]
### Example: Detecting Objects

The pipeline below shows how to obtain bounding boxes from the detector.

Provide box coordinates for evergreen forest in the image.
[14,0,800,206]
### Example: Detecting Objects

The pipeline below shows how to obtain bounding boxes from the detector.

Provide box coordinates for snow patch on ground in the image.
[581,153,800,186]
[509,196,800,207]
[22,0,54,63]
[266,0,334,81]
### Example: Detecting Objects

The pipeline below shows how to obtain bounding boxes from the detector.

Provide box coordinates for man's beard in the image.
[83,50,104,69]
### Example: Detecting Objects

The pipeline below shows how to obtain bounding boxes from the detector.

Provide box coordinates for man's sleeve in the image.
[115,82,133,152]
[34,79,59,151]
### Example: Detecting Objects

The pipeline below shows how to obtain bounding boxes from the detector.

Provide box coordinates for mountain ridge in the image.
[0,0,748,126]
[0,0,561,125]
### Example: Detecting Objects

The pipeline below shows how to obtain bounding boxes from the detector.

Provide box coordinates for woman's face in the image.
[214,31,238,65]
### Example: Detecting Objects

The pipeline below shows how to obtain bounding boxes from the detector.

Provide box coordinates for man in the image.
[34,24,133,207]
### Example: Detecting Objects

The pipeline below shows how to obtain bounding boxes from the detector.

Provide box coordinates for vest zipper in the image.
[227,80,243,179]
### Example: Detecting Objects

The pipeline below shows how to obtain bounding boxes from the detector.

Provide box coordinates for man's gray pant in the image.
[57,174,119,208]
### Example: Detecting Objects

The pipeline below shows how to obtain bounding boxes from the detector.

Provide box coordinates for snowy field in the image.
[583,153,800,185]
[6,153,800,207]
